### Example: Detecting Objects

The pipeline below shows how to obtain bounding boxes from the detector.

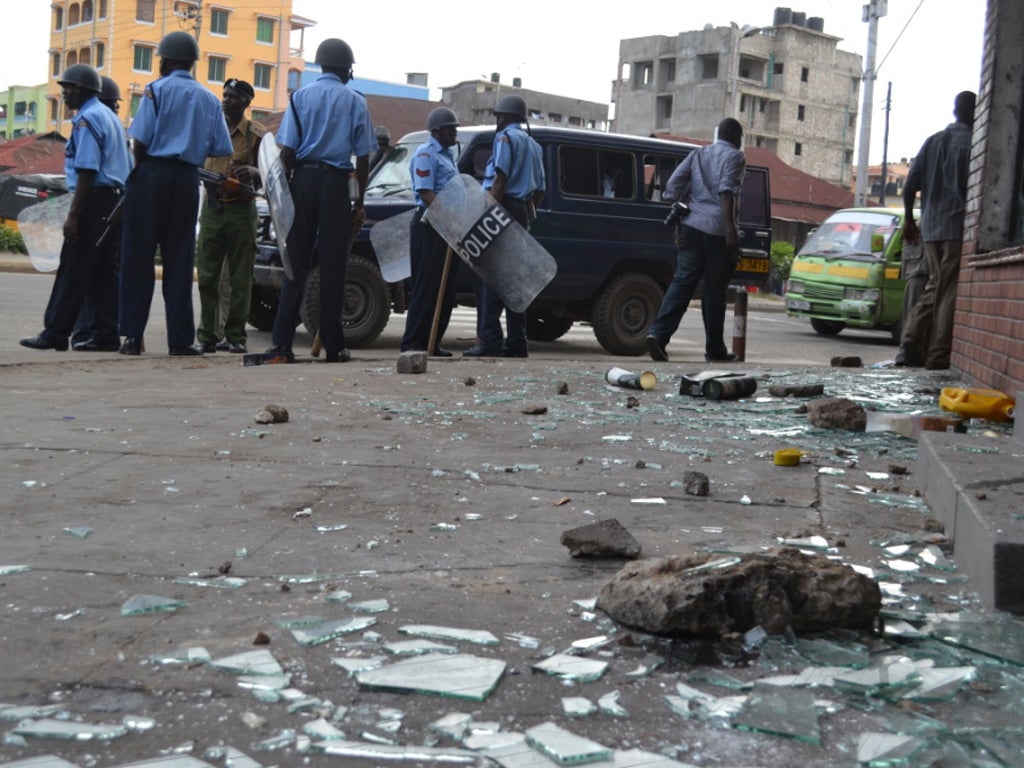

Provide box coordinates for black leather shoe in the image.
[462,344,502,357]
[502,345,528,358]
[199,340,218,353]
[20,333,68,351]
[215,339,231,352]
[169,345,204,356]
[705,352,738,362]
[322,348,351,363]
[119,337,144,355]
[72,339,121,352]
[265,344,295,363]
[646,335,668,362]
[430,347,454,357]
[227,342,247,354]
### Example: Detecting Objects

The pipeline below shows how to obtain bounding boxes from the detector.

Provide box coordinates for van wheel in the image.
[300,255,391,348]
[810,318,846,336]
[592,273,663,356]
[526,313,574,342]
[248,284,279,332]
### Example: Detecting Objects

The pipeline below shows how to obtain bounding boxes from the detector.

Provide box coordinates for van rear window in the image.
[558,146,635,200]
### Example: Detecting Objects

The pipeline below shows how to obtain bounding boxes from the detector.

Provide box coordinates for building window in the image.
[136,0,154,22]
[78,47,91,66]
[797,104,805,121]
[251,109,270,121]
[634,60,653,88]
[801,66,809,83]
[759,98,766,113]
[50,98,60,120]
[700,54,719,80]
[848,113,856,129]
[254,63,272,89]
[208,56,226,83]
[210,8,228,35]
[794,142,802,156]
[130,93,142,117]
[98,0,107,18]
[82,0,93,21]
[661,58,676,84]
[52,53,61,77]
[69,3,80,25]
[66,51,78,66]
[95,42,104,68]
[54,6,63,29]
[845,149,854,165]
[256,17,274,44]
[656,94,672,130]
[133,45,153,72]
[739,95,747,113]
[774,62,784,75]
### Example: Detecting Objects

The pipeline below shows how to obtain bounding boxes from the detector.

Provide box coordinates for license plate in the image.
[787,298,811,311]
[737,257,769,273]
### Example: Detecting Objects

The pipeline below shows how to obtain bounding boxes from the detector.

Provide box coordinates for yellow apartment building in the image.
[46,0,315,132]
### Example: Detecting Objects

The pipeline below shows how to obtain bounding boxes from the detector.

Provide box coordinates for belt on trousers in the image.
[145,155,198,169]
[295,161,351,172]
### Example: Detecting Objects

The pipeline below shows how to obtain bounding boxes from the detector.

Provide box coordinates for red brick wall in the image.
[953,0,1024,396]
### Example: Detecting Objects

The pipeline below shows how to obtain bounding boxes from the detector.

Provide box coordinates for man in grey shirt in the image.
[896,91,975,370]
[646,117,746,362]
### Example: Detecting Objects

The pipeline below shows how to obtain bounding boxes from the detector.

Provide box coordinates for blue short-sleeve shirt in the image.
[410,135,457,206]
[483,124,544,199]
[65,96,132,191]
[277,73,376,168]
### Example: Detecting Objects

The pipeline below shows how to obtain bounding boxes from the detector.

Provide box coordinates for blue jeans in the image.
[647,224,736,358]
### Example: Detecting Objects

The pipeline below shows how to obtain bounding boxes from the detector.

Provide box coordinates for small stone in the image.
[218,561,232,575]
[768,383,825,398]
[254,409,274,424]
[830,356,863,367]
[556,382,569,395]
[975,490,987,500]
[683,471,710,496]
[397,351,427,374]
[252,631,271,645]
[626,396,640,409]
[521,405,548,415]
[807,397,867,431]
[464,377,476,386]
[264,404,289,423]
[635,460,647,469]
[561,518,641,559]
[888,464,909,475]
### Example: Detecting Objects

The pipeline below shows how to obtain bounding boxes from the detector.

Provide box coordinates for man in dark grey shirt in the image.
[896,91,975,370]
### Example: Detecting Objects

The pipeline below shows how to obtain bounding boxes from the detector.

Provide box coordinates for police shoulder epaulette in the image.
[497,135,511,144]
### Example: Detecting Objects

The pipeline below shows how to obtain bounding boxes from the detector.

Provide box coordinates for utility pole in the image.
[854,0,886,207]
[879,81,891,206]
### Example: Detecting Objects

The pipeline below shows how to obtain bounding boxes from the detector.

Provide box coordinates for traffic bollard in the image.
[732,288,748,362]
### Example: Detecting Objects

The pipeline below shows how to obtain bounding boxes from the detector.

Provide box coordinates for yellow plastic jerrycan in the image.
[939,387,1016,422]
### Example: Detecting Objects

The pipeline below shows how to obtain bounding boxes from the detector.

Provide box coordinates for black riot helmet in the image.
[99,76,122,102]
[427,107,460,132]
[157,31,200,63]
[315,38,355,70]
[494,94,527,122]
[57,64,102,94]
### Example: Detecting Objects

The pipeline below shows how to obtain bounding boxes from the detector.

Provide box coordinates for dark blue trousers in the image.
[272,164,351,356]
[401,208,459,352]
[475,197,529,351]
[42,186,120,344]
[119,158,200,348]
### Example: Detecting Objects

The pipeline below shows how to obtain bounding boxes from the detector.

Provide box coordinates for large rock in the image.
[596,547,881,637]
[560,518,641,558]
[807,397,866,431]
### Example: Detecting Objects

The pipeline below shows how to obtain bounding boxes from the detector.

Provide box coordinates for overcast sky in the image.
[3,0,985,163]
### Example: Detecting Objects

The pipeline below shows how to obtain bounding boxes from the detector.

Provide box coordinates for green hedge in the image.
[0,224,27,254]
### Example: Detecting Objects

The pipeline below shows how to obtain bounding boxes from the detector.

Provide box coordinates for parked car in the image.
[251,126,772,356]
[784,207,906,340]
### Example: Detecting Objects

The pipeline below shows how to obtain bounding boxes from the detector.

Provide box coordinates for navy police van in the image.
[251,126,771,356]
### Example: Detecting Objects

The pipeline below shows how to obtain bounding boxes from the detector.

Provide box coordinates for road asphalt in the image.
[1,249,1022,768]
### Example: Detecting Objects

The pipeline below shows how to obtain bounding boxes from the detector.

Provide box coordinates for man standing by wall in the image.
[19,65,131,353]
[896,91,976,371]
[266,38,375,363]
[401,107,460,356]
[464,95,545,358]
[646,117,746,363]
[196,78,265,355]
[118,31,233,356]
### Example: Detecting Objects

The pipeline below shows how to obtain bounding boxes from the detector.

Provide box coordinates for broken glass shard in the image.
[597,691,629,717]
[793,637,869,667]
[0,756,82,768]
[463,731,525,750]
[286,696,322,713]
[253,729,295,751]
[316,524,349,533]
[303,717,345,741]
[931,617,1024,665]
[13,718,128,741]
[570,635,612,652]
[525,722,613,765]
[276,572,346,584]
[315,741,481,763]
[384,639,459,656]
[833,662,922,696]
[561,697,596,717]
[326,589,352,603]
[110,758,214,768]
[349,599,390,613]
[0,705,66,721]
[121,594,187,616]
[624,655,664,679]
[687,669,749,691]
[276,615,324,628]
[894,666,975,702]
[63,526,93,539]
[398,624,499,646]
[730,687,821,744]
[506,632,541,649]
[291,616,377,646]
[173,576,247,589]
[123,715,156,731]
[355,653,506,701]
[427,712,472,741]
[331,656,386,676]
[916,545,956,571]
[148,647,211,666]
[222,747,261,768]
[236,674,291,691]
[208,649,283,676]
[532,654,608,682]
[857,733,924,765]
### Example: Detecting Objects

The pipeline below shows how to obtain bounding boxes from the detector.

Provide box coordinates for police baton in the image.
[95,194,125,247]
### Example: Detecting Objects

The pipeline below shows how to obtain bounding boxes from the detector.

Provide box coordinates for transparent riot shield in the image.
[423,174,556,313]
[369,208,415,283]
[257,133,295,280]
[18,194,72,272]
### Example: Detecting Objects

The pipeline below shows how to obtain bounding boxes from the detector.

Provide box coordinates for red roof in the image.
[0,132,67,176]
[656,134,855,226]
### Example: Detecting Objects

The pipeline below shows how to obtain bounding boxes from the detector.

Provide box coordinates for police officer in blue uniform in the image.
[401,107,460,356]
[464,94,545,358]
[266,38,375,363]
[20,64,131,353]
[118,31,233,356]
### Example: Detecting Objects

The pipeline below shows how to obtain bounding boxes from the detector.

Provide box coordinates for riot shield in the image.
[257,134,295,280]
[18,194,72,273]
[422,174,556,313]
[368,208,415,283]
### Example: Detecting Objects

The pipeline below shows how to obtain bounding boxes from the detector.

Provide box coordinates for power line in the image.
[876,0,925,75]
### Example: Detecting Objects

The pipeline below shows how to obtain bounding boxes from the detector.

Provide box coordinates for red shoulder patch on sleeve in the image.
[415,168,431,178]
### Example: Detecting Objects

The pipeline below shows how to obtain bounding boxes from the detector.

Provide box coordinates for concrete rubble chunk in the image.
[830,356,863,367]
[683,471,710,496]
[397,351,427,374]
[768,383,825,398]
[596,547,881,636]
[807,397,867,431]
[560,518,641,559]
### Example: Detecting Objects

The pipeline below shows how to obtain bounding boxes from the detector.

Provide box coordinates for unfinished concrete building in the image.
[613,8,862,187]
[441,75,610,132]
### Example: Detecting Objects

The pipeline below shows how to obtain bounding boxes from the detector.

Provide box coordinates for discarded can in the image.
[606,367,656,391]
[773,448,803,466]
[703,376,758,400]
[939,387,1015,422]
[679,370,739,396]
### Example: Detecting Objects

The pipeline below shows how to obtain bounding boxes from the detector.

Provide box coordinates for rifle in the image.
[198,168,264,199]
